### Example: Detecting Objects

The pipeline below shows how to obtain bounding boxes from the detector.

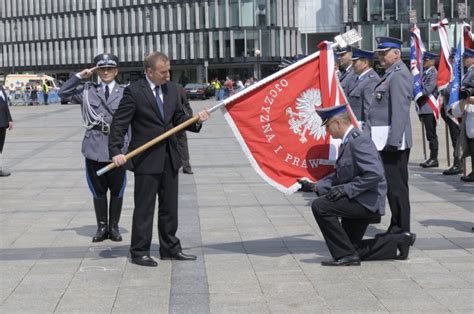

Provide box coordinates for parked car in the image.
[184,83,213,100]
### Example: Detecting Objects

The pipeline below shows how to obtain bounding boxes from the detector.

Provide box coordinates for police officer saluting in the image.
[59,53,128,242]
[367,37,413,234]
[298,105,416,266]
[417,52,439,168]
[346,47,380,125]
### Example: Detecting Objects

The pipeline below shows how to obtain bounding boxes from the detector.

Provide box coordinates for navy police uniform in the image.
[347,47,380,122]
[0,85,12,177]
[337,47,358,95]
[302,105,416,266]
[366,37,413,234]
[418,52,439,167]
[454,48,474,182]
[59,53,128,242]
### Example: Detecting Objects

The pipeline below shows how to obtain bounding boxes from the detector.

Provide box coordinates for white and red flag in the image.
[463,22,474,49]
[431,19,453,91]
[220,42,355,194]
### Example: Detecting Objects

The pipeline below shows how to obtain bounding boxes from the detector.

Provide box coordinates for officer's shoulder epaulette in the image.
[369,74,376,78]
[351,131,360,139]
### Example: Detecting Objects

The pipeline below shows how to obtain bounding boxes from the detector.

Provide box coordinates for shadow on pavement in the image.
[419,219,474,233]
[52,225,129,238]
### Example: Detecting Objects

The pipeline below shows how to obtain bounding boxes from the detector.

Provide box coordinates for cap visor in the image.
[375,47,391,52]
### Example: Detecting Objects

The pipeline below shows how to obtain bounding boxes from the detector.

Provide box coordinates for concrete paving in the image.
[0,99,473,313]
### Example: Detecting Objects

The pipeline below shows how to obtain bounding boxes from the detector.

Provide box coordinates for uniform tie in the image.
[105,85,110,101]
[154,86,165,119]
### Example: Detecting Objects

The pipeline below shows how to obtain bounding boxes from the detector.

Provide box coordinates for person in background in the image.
[417,52,439,168]
[0,84,13,177]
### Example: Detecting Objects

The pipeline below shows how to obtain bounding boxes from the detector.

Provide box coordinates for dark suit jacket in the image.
[109,78,201,174]
[0,86,12,128]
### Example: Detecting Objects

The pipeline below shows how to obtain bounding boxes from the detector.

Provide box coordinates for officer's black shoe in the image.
[0,170,11,177]
[160,251,197,261]
[108,196,123,242]
[419,158,439,168]
[131,256,158,267]
[443,160,463,175]
[397,232,416,260]
[92,224,109,242]
[183,167,193,174]
[321,254,361,266]
[461,172,474,182]
[92,196,108,242]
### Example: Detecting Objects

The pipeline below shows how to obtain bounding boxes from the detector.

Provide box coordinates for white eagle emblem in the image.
[286,88,326,143]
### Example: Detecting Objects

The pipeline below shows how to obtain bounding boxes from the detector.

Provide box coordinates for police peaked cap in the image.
[94,53,119,68]
[335,46,351,55]
[464,48,474,58]
[423,51,438,61]
[375,36,403,51]
[316,104,348,126]
[350,47,375,60]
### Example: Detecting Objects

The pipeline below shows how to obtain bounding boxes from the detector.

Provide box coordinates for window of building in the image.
[270,0,277,26]
[397,0,409,21]
[388,23,401,39]
[230,0,239,27]
[383,0,396,20]
[426,0,438,19]
[360,24,373,50]
[440,0,452,19]
[246,30,258,56]
[242,0,254,26]
[199,2,206,28]
[218,0,226,28]
[256,0,267,26]
[369,0,382,22]
[213,31,220,58]
[209,0,216,28]
[359,0,368,22]
[261,30,270,57]
[234,30,245,57]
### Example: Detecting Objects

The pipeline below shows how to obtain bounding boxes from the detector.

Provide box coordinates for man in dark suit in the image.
[298,105,416,266]
[109,52,209,267]
[0,85,13,177]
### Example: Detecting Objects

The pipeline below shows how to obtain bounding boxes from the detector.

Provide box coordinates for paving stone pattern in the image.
[0,101,473,313]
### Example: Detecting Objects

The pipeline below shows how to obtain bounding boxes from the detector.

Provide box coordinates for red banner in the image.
[222,43,349,194]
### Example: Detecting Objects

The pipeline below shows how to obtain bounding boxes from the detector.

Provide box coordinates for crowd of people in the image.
[211,75,258,100]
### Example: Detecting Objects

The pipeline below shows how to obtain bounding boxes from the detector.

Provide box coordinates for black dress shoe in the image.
[183,168,193,174]
[419,158,439,168]
[131,256,158,267]
[0,170,11,177]
[321,254,361,266]
[108,225,122,242]
[397,232,416,260]
[461,172,474,182]
[92,224,108,242]
[443,165,463,175]
[161,251,197,261]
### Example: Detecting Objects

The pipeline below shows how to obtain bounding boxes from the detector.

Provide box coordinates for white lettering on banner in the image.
[259,79,289,145]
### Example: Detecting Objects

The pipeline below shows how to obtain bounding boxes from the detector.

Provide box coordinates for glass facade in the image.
[345,0,473,51]
[0,0,299,82]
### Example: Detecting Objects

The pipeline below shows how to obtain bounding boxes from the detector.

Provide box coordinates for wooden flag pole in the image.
[97,116,200,176]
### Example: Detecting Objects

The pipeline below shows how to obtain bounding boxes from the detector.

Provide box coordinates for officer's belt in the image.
[91,123,110,135]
